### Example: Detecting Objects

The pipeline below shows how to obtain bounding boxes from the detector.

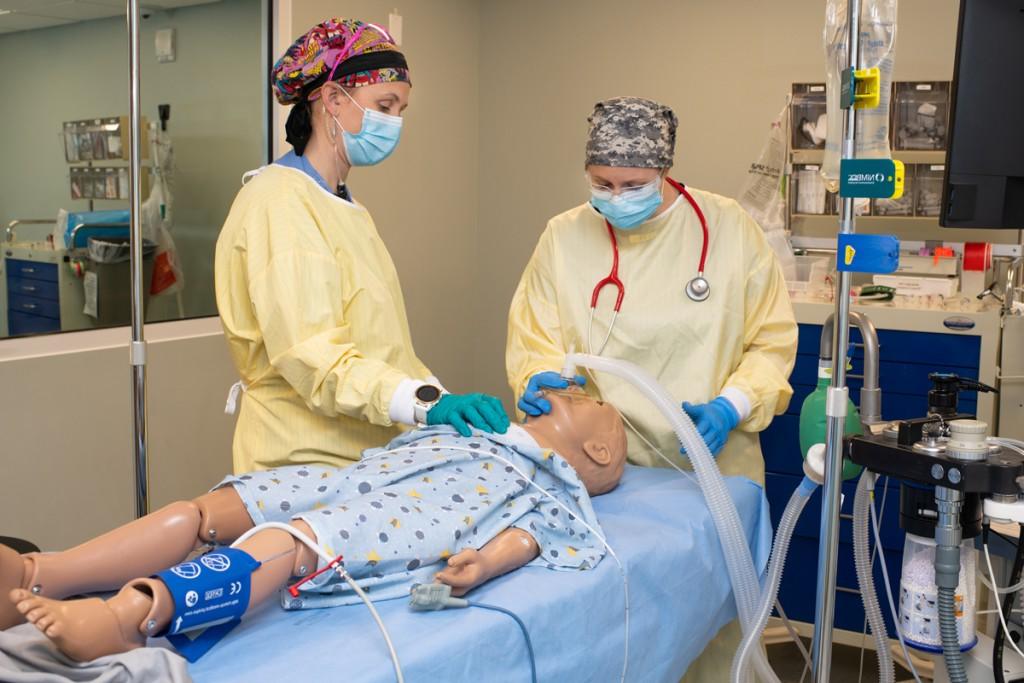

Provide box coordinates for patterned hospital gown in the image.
[216,425,606,608]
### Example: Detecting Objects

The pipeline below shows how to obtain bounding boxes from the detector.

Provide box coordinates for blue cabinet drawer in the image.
[8,311,60,336]
[8,293,60,320]
[797,323,982,367]
[761,414,803,476]
[6,275,58,301]
[6,259,57,283]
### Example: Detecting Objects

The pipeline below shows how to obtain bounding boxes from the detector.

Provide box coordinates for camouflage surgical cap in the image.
[585,96,678,169]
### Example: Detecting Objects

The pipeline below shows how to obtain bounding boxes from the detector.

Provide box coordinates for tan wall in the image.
[473,0,964,404]
[0,321,235,550]
[288,0,481,394]
[0,0,975,552]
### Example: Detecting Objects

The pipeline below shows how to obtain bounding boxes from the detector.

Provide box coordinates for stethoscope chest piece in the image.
[686,275,711,302]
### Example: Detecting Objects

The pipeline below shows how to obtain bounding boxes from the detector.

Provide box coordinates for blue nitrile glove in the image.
[517,371,588,417]
[680,397,741,457]
[427,393,511,437]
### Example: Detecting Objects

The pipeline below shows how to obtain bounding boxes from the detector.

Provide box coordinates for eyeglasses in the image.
[587,176,661,202]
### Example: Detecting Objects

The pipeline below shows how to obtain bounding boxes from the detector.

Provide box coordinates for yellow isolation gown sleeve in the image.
[720,210,800,434]
[216,165,433,473]
[506,187,797,484]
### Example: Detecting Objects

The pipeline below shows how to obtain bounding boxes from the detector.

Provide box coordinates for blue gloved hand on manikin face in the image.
[680,397,741,457]
[517,371,588,417]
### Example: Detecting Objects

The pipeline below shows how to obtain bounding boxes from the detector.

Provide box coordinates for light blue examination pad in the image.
[185,465,771,682]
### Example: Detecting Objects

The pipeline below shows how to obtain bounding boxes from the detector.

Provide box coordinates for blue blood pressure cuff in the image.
[154,547,261,661]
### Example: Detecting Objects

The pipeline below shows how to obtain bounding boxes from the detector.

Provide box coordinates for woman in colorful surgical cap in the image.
[216,18,508,473]
[506,96,797,682]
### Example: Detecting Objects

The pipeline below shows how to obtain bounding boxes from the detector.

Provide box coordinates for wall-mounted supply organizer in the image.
[62,117,148,163]
[63,117,148,203]
[69,166,149,201]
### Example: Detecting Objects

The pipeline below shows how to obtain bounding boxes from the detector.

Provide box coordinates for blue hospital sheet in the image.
[186,465,771,683]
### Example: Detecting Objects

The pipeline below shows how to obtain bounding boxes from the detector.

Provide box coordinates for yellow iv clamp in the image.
[836,66,903,276]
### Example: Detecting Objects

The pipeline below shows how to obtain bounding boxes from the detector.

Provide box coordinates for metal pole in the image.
[811,0,861,679]
[127,0,149,519]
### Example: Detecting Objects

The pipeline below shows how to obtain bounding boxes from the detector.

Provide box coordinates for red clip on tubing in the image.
[287,553,345,598]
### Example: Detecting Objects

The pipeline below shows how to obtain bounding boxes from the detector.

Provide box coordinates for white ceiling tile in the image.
[0,1,68,10]
[23,1,121,20]
[163,0,222,7]
[0,12,73,30]
[81,0,221,8]
[0,0,220,35]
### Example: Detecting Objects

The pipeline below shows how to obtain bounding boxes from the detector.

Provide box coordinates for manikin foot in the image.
[10,586,152,661]
[0,545,27,630]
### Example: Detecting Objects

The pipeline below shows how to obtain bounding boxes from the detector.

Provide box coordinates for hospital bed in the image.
[186,465,771,682]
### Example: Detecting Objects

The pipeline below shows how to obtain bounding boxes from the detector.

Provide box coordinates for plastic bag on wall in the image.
[142,126,184,297]
[142,176,184,296]
[737,100,796,281]
[822,0,898,191]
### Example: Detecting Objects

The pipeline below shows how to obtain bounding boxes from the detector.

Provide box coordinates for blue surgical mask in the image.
[331,89,403,166]
[590,178,663,229]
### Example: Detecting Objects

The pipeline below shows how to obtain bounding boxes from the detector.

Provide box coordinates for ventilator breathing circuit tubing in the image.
[559,352,821,683]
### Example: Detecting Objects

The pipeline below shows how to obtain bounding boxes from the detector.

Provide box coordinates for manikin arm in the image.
[434,528,539,597]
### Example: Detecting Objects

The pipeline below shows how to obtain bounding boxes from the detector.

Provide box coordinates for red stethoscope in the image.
[587,178,710,355]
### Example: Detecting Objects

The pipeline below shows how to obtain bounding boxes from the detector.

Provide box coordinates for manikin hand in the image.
[434,548,491,597]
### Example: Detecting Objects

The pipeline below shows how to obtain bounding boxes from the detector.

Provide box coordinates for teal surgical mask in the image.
[589,178,663,229]
[330,89,403,167]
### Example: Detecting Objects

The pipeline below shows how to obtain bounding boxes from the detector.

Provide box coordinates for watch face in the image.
[415,385,442,403]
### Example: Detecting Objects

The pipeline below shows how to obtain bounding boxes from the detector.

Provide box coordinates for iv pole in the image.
[127,0,150,518]
[810,0,861,679]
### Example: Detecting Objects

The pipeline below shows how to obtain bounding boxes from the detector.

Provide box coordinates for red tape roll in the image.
[963,242,992,272]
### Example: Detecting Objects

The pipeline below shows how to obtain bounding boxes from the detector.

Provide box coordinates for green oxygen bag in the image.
[799,361,864,480]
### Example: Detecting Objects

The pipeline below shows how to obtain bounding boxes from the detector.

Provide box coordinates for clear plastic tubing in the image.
[731,475,817,683]
[852,471,895,683]
[563,353,779,683]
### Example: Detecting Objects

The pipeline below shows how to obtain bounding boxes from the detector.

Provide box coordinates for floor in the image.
[767,637,918,683]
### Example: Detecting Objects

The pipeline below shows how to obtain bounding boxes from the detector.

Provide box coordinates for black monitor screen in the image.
[941,0,1024,229]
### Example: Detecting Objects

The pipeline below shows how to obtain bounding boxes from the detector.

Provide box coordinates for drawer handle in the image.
[21,267,35,274]
[21,303,38,310]
[21,285,37,293]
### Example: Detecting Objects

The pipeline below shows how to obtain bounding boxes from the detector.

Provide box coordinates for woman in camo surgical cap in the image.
[507,95,798,682]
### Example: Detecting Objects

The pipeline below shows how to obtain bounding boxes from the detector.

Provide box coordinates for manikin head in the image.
[521,389,627,496]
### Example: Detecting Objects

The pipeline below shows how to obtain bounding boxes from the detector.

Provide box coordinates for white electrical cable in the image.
[230,522,404,683]
[868,482,924,683]
[364,443,631,683]
[984,541,1024,663]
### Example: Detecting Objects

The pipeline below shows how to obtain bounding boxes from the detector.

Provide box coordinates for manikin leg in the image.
[0,487,257,630]
[9,514,317,662]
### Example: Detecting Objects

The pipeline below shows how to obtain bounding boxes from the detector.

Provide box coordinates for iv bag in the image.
[737,100,796,281]
[821,0,898,191]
